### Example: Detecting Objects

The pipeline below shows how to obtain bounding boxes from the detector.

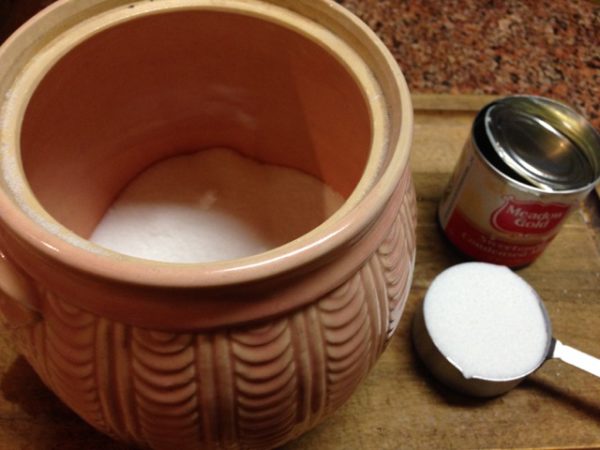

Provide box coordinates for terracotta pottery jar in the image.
[0,1,415,448]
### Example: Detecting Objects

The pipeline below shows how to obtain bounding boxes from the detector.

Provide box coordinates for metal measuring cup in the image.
[412,263,600,397]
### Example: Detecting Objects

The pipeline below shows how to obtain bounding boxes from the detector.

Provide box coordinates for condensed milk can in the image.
[439,96,600,267]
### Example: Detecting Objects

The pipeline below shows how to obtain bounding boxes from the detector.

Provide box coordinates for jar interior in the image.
[19,9,372,241]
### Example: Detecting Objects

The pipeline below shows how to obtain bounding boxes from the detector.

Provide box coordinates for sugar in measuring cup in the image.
[413,262,600,397]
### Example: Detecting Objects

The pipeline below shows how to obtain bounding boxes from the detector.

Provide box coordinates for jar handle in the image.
[0,251,41,329]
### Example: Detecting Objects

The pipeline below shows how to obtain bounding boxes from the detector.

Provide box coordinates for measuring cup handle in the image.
[551,339,600,378]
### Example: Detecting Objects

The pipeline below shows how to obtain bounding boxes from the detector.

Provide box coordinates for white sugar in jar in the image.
[91,148,345,263]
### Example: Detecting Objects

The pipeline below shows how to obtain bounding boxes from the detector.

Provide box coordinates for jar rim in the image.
[0,0,413,289]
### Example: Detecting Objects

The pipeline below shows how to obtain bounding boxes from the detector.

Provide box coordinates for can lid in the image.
[484,96,600,192]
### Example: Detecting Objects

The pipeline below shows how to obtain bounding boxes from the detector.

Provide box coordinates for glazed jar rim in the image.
[0,0,413,288]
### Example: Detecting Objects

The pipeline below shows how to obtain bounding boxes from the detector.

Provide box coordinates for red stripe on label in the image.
[444,208,552,267]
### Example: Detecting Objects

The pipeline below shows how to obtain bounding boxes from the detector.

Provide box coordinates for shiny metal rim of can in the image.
[482,95,600,194]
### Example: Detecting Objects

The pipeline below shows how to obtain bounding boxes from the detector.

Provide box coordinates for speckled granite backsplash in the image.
[337,0,599,128]
[1,0,599,127]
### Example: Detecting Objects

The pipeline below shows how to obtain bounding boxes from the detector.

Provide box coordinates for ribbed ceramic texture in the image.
[6,174,416,450]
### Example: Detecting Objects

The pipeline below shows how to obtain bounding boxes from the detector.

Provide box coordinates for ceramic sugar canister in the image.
[0,1,416,448]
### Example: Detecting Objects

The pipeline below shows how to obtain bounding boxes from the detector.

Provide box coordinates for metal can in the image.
[439,96,600,267]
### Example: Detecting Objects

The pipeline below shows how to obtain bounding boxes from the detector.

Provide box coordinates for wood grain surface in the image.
[0,96,598,449]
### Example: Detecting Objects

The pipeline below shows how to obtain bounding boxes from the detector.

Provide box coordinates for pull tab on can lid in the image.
[484,96,600,192]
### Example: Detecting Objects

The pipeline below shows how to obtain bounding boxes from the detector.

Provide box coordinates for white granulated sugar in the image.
[91,148,344,263]
[424,262,549,380]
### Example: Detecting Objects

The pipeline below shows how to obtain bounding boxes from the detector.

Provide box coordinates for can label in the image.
[439,139,575,267]
[490,197,570,235]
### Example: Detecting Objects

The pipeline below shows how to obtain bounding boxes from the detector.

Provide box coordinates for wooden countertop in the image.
[0,95,598,449]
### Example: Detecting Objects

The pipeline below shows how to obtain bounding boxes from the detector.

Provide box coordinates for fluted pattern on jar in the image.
[10,175,416,450]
